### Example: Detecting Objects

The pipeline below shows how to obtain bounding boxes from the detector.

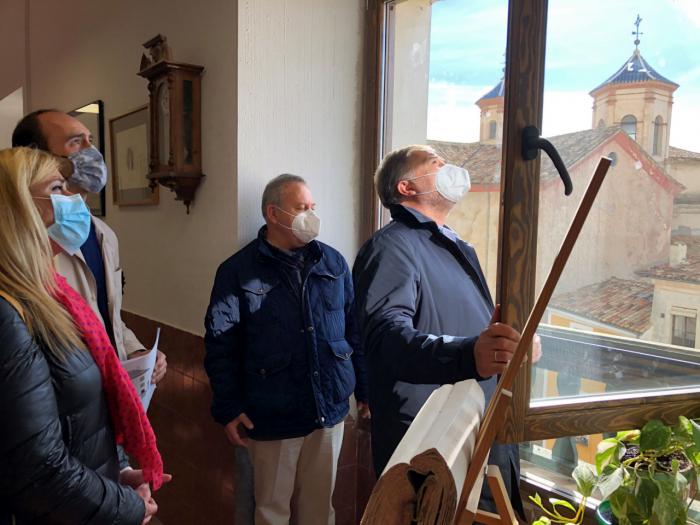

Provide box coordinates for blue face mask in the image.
[46,194,91,254]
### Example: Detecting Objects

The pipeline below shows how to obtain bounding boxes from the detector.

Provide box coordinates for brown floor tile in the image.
[333,464,357,511]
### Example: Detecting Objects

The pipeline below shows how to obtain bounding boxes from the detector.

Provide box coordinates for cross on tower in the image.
[633,14,643,50]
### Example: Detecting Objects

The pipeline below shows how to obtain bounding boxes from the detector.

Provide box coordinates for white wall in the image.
[3,0,366,335]
[651,280,700,349]
[237,0,365,260]
[0,88,24,148]
[0,0,26,101]
[10,0,238,335]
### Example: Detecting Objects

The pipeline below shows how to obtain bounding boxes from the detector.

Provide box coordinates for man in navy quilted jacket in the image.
[204,174,368,525]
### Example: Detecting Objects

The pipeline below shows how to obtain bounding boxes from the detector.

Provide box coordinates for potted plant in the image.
[594,417,700,525]
[530,416,700,525]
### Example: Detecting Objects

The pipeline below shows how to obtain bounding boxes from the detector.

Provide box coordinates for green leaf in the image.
[675,416,692,439]
[530,493,543,507]
[616,429,640,443]
[650,489,683,524]
[687,438,700,468]
[691,418,700,450]
[650,472,686,525]
[640,420,672,452]
[596,438,622,474]
[635,476,659,516]
[597,466,625,501]
[671,458,680,473]
[572,464,596,497]
[673,470,688,498]
[609,488,642,524]
[532,518,551,525]
[550,498,576,514]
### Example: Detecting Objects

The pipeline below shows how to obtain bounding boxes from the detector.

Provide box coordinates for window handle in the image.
[522,125,573,196]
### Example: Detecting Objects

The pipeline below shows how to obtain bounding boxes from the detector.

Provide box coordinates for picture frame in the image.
[69,100,106,216]
[109,105,159,206]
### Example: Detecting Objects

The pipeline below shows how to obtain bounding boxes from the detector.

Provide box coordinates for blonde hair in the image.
[0,147,85,357]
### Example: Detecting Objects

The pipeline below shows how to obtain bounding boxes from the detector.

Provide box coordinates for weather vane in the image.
[632,14,643,50]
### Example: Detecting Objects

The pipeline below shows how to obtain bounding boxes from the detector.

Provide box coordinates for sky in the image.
[426,0,700,152]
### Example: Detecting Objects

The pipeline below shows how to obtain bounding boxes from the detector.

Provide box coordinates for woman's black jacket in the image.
[0,297,144,524]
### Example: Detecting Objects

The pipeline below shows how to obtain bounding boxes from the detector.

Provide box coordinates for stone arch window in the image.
[653,115,664,156]
[621,114,637,141]
[488,120,497,139]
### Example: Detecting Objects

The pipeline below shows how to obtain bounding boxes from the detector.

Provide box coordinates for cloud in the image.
[670,0,700,27]
[429,0,700,90]
[542,91,593,137]
[670,88,700,151]
[425,0,700,151]
[427,83,595,142]
[427,82,490,142]
[427,82,700,152]
[676,65,700,85]
[427,83,594,142]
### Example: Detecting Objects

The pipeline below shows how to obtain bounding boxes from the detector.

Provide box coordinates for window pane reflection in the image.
[532,0,700,404]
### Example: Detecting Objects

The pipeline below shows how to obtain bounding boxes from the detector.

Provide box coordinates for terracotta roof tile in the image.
[427,141,501,185]
[429,126,682,192]
[668,146,700,160]
[637,257,700,285]
[429,127,620,186]
[549,277,653,335]
[674,192,700,205]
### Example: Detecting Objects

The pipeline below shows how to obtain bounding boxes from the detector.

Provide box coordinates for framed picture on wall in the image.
[69,100,106,216]
[109,105,159,206]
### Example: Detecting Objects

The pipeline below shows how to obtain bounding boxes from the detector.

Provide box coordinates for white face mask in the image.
[405,164,471,203]
[275,207,321,244]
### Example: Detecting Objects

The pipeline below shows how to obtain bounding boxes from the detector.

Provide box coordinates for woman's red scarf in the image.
[52,273,164,490]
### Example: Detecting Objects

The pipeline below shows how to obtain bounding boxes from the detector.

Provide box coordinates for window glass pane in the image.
[380,0,506,293]
[531,1,700,406]
[672,313,697,347]
[621,114,637,140]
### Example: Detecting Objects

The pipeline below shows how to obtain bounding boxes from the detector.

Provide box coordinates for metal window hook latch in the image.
[522,125,573,196]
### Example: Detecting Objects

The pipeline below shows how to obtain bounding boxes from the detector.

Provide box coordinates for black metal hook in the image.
[522,125,573,196]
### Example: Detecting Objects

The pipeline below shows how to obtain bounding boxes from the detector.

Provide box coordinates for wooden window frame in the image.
[360,0,700,446]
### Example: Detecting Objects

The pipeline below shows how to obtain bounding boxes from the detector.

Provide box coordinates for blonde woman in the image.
[0,148,165,525]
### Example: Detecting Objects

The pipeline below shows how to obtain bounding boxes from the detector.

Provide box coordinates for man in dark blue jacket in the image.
[353,145,537,517]
[205,174,368,525]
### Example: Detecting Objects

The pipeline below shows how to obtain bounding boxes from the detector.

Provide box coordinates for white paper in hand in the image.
[123,327,160,410]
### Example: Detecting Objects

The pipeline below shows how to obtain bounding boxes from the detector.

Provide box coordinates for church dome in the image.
[477,77,505,102]
[590,49,678,96]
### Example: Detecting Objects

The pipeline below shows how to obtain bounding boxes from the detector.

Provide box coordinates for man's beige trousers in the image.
[248,422,344,525]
